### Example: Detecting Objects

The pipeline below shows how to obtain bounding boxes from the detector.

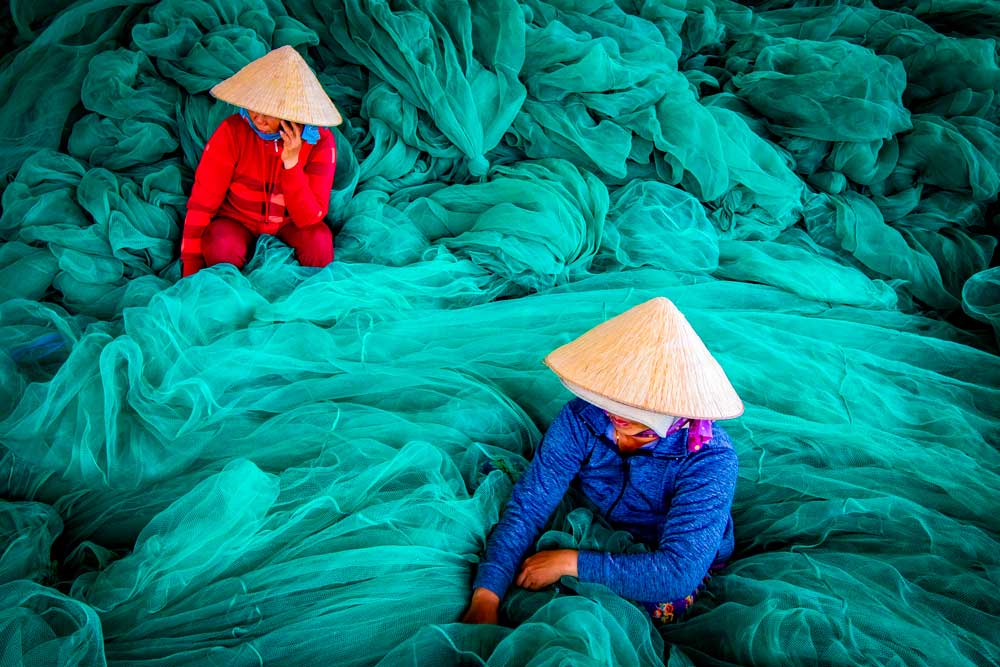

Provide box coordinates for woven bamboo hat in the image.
[210,46,343,127]
[544,297,744,420]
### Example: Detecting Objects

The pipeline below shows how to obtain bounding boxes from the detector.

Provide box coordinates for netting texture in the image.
[0,0,998,665]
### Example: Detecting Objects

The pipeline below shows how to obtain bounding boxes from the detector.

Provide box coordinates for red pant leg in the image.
[278,223,334,267]
[202,217,256,269]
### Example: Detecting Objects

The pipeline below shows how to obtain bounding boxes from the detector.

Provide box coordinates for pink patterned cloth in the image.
[677,419,714,452]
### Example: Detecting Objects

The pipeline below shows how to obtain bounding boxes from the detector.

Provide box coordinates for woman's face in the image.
[607,412,655,437]
[248,110,281,133]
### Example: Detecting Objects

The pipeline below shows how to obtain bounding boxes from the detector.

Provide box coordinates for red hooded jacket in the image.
[181,115,337,276]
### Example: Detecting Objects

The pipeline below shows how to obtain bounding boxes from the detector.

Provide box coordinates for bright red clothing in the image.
[200,216,334,270]
[181,114,337,276]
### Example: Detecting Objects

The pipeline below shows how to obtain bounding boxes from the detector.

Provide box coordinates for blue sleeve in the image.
[576,441,738,602]
[473,403,591,599]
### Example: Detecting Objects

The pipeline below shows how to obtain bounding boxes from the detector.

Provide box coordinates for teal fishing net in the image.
[1,0,998,665]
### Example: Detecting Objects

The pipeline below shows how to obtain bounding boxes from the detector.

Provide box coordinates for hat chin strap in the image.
[560,380,682,437]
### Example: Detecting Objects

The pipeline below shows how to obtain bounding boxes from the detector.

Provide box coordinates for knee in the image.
[292,224,334,267]
[203,220,252,268]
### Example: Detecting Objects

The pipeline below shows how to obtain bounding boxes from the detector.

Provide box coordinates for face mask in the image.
[561,379,683,437]
[630,416,683,438]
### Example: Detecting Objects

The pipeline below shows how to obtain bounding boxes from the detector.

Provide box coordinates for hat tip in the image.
[643,296,678,314]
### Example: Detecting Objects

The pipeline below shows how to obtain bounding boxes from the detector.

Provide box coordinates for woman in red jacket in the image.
[181,46,343,277]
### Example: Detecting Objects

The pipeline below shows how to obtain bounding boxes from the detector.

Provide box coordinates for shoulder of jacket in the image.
[565,397,588,418]
[207,115,246,147]
[315,127,337,150]
[706,424,735,453]
[220,114,245,132]
[548,400,600,459]
[682,426,738,474]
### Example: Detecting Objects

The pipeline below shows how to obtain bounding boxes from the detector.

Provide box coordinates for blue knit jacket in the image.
[474,399,738,603]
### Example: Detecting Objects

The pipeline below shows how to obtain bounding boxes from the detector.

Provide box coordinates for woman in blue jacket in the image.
[463,297,744,625]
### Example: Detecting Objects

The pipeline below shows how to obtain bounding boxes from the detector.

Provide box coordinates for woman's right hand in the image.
[461,587,500,624]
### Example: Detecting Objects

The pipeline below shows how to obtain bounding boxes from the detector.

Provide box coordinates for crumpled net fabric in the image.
[0,0,998,665]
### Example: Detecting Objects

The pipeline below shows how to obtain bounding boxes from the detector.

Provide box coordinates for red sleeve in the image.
[279,129,337,228]
[181,119,238,276]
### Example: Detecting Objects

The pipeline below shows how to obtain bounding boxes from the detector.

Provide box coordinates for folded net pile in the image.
[0,0,998,665]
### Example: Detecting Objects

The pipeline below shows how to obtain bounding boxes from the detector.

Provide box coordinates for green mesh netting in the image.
[1,0,999,665]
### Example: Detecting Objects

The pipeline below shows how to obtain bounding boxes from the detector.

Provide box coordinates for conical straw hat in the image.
[210,46,343,127]
[544,297,744,420]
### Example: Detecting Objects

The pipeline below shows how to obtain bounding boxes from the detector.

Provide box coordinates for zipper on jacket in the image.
[605,455,632,520]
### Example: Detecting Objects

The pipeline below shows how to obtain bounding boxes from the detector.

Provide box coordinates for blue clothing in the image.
[239,108,321,144]
[474,399,738,603]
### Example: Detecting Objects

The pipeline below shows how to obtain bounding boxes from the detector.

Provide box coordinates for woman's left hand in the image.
[280,120,303,168]
[515,549,578,590]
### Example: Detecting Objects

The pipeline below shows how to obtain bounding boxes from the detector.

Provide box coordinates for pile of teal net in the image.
[1,0,999,665]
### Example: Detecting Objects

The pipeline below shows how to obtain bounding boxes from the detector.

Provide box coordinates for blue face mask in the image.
[239,108,321,144]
